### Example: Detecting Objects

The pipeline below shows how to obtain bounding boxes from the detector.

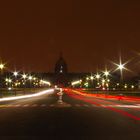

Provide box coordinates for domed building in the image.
[54,54,68,86]
[30,53,90,87]
[55,55,68,75]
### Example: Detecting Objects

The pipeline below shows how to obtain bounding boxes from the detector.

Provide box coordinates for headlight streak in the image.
[0,89,54,102]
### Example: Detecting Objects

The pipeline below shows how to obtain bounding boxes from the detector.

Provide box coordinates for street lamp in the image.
[104,71,109,77]
[22,73,27,93]
[90,76,94,80]
[118,64,125,71]
[22,74,27,79]
[28,75,33,88]
[5,78,12,88]
[112,57,129,89]
[96,74,100,79]
[0,63,5,96]
[117,63,126,89]
[28,76,33,81]
[0,64,4,70]
[86,77,89,81]
[13,71,18,77]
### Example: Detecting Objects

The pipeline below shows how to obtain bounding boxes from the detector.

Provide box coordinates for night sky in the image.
[0,0,140,73]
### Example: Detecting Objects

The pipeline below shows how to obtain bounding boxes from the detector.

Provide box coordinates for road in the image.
[0,88,140,139]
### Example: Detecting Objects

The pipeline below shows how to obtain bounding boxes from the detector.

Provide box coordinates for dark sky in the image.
[0,0,140,73]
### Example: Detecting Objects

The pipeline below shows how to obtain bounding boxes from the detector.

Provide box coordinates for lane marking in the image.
[41,104,47,107]
[0,105,7,108]
[6,105,13,107]
[83,104,89,107]
[75,104,81,107]
[23,104,29,107]
[91,104,97,107]
[50,104,55,107]
[14,104,21,107]
[32,104,38,107]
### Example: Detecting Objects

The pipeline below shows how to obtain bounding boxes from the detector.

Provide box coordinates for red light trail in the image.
[65,89,140,121]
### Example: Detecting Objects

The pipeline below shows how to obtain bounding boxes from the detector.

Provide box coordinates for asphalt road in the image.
[0,89,140,139]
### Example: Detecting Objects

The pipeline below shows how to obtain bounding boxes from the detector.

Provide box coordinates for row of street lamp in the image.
[0,63,51,90]
[71,60,134,90]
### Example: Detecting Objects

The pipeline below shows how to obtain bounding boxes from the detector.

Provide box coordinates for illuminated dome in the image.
[55,54,68,74]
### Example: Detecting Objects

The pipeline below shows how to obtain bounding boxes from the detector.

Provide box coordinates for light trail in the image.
[0,89,54,102]
[66,89,140,121]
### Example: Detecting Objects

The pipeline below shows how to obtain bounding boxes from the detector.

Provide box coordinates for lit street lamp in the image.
[96,74,100,79]
[13,71,18,77]
[22,73,27,94]
[112,57,129,89]
[0,64,4,71]
[28,75,33,88]
[104,71,109,77]
[28,76,33,81]
[117,63,126,89]
[0,63,5,97]
[22,74,27,80]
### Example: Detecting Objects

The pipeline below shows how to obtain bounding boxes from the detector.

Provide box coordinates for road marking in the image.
[6,105,13,107]
[41,104,47,107]
[50,104,55,107]
[23,104,29,107]
[83,104,89,107]
[0,105,7,108]
[32,104,38,107]
[75,104,81,107]
[14,104,21,107]
[91,104,97,107]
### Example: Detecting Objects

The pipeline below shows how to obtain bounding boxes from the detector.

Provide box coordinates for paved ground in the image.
[0,89,140,139]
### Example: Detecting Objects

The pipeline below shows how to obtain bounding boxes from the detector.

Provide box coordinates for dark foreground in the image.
[0,89,140,139]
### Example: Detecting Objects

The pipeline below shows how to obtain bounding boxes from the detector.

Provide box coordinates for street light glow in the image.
[104,71,109,76]
[96,74,100,79]
[90,76,94,80]
[118,64,125,70]
[22,74,27,79]
[28,76,33,80]
[13,71,18,77]
[0,63,4,70]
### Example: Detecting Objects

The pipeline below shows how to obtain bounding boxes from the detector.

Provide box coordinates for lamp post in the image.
[22,73,27,94]
[13,71,19,95]
[90,75,94,88]
[104,70,110,90]
[28,75,33,93]
[117,63,125,90]
[0,63,5,97]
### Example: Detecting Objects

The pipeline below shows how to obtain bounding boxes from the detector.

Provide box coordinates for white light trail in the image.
[40,80,51,86]
[71,80,82,86]
[0,89,54,102]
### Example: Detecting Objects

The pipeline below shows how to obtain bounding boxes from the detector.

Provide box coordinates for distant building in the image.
[55,54,68,74]
[4,54,138,88]
[42,54,89,86]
